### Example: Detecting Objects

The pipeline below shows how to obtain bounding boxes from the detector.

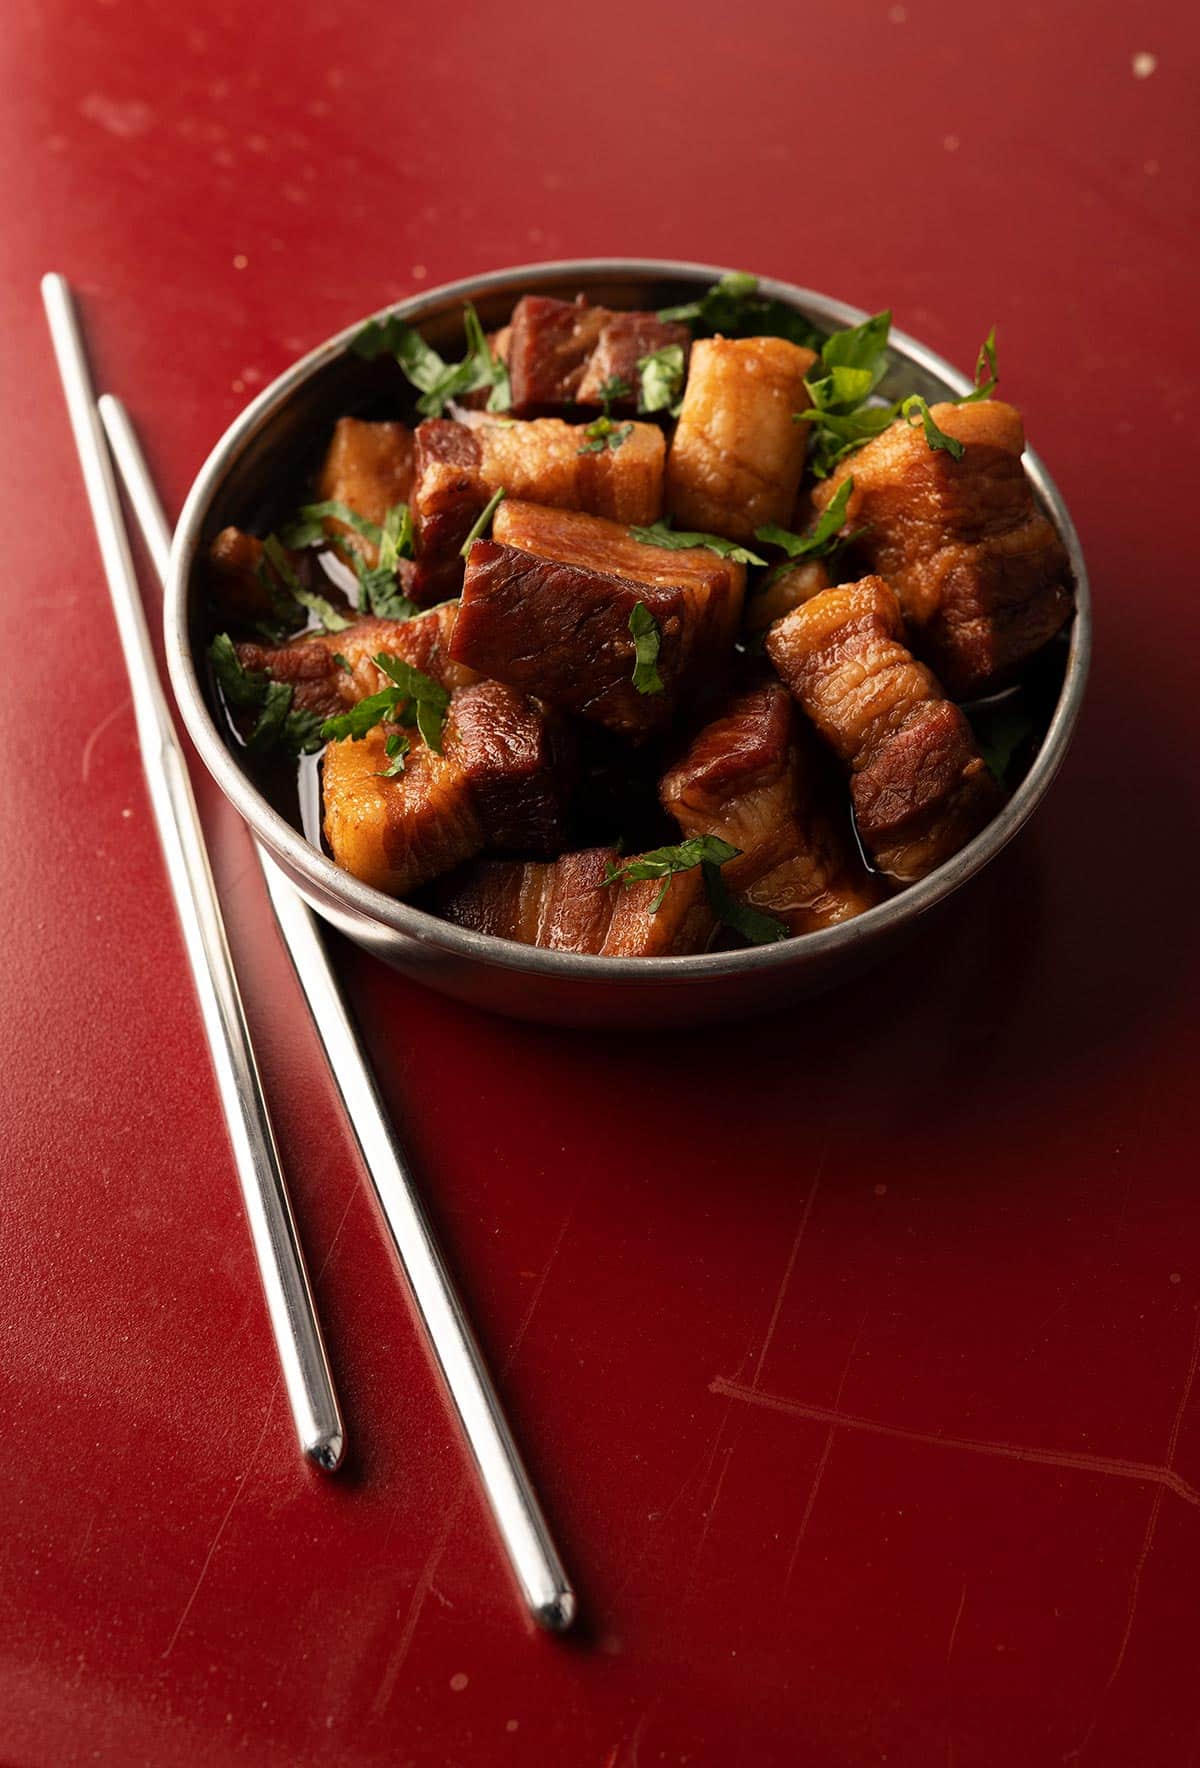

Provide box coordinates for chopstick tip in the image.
[305,1428,346,1474]
[533,1588,576,1634]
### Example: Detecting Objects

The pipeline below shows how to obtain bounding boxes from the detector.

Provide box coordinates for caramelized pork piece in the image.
[315,419,415,563]
[322,681,574,894]
[744,560,831,637]
[434,847,715,956]
[661,683,879,931]
[666,336,817,543]
[323,724,484,897]
[766,577,999,883]
[507,295,689,414]
[234,603,473,722]
[812,400,1072,698]
[206,527,303,625]
[452,508,745,738]
[448,680,576,854]
[410,417,666,603]
[575,312,691,409]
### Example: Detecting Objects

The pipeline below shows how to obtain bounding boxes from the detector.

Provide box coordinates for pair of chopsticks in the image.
[42,274,575,1633]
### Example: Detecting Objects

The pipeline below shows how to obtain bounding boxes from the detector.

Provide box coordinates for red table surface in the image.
[3,1,1198,1762]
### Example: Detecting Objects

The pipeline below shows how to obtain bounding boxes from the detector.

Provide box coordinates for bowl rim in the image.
[166,257,1091,987]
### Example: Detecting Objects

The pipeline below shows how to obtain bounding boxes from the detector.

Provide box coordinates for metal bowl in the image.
[166,259,1090,1027]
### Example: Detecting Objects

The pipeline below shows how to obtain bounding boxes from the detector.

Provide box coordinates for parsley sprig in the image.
[596,374,632,415]
[460,486,506,558]
[960,325,999,403]
[259,534,351,634]
[629,518,766,567]
[278,500,417,619]
[658,272,822,351]
[577,416,633,455]
[637,343,685,415]
[351,302,511,417]
[628,602,664,695]
[702,861,787,944]
[605,834,738,913]
[319,653,450,757]
[209,633,324,756]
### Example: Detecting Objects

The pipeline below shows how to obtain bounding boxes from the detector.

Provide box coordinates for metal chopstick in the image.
[97,394,576,1632]
[42,274,346,1473]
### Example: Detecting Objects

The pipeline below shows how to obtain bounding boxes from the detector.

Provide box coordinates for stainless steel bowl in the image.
[166,259,1090,1027]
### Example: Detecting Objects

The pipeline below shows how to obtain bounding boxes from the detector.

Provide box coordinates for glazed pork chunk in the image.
[410,416,666,603]
[315,418,415,563]
[666,336,816,543]
[812,400,1072,698]
[507,294,690,414]
[766,577,999,884]
[433,848,715,957]
[451,502,746,738]
[323,680,575,895]
[233,603,473,721]
[661,683,879,932]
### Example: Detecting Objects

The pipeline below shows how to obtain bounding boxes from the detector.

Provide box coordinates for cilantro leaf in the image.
[968,694,1038,785]
[596,374,633,416]
[279,500,381,551]
[755,477,865,570]
[637,343,685,414]
[376,730,411,779]
[460,485,506,558]
[796,311,895,478]
[259,533,352,633]
[900,395,965,459]
[628,518,766,567]
[702,860,787,944]
[960,325,999,403]
[605,834,739,913]
[657,272,821,349]
[209,633,325,756]
[577,416,634,455]
[350,302,510,417]
[319,652,450,753]
[628,601,664,695]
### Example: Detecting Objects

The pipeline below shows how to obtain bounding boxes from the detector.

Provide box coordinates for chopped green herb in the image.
[637,343,685,414]
[350,302,510,417]
[279,500,380,551]
[332,653,353,675]
[460,485,506,558]
[604,834,739,913]
[260,534,351,633]
[754,477,866,572]
[596,374,633,416]
[577,416,634,454]
[319,652,450,753]
[969,694,1037,785]
[960,325,999,403]
[628,518,766,567]
[209,633,324,756]
[628,601,664,695]
[900,394,965,459]
[796,311,894,479]
[376,730,412,779]
[279,499,416,618]
[702,860,787,944]
[658,272,822,350]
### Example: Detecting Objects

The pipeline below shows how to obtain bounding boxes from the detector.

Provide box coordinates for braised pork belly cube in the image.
[813,400,1073,698]
[507,295,690,414]
[234,603,474,722]
[448,680,576,855]
[323,681,574,895]
[433,847,715,956]
[410,417,665,603]
[315,419,415,563]
[661,683,879,932]
[452,506,745,739]
[206,527,309,625]
[744,560,831,636]
[666,336,817,543]
[575,312,691,409]
[766,577,999,884]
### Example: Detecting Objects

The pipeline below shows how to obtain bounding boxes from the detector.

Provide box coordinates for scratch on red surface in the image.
[946,1580,968,1667]
[80,696,131,783]
[751,1127,830,1391]
[312,1181,361,1286]
[371,1484,469,1717]
[1068,1305,1200,1757]
[505,1205,575,1375]
[784,1312,867,1589]
[709,1376,1200,1508]
[161,1384,279,1660]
